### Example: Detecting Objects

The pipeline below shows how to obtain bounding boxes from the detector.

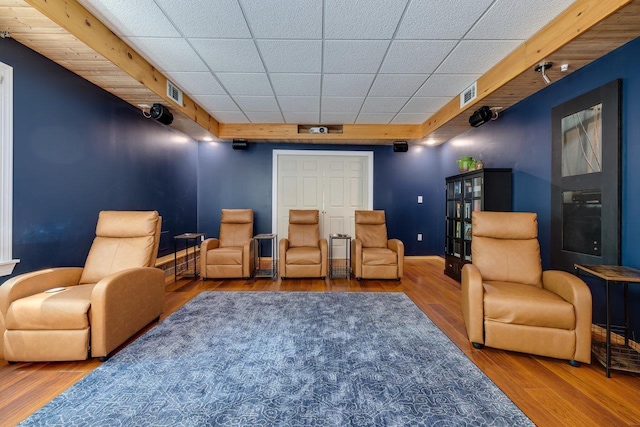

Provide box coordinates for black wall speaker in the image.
[149,103,173,125]
[232,139,248,150]
[393,141,408,152]
[469,106,496,127]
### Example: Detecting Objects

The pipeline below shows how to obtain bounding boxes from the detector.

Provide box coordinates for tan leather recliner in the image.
[201,209,254,279]
[461,211,592,365]
[352,210,404,280]
[0,211,164,362]
[279,210,328,279]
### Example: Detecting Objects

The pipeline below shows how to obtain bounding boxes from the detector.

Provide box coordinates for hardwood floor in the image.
[1,257,639,426]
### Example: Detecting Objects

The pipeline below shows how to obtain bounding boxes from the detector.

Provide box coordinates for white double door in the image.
[273,151,373,252]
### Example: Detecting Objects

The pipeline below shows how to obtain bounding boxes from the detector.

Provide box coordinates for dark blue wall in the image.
[0,38,198,283]
[197,142,440,255]
[437,36,640,335]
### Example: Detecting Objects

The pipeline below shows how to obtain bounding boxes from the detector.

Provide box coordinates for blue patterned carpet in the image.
[22,292,533,426]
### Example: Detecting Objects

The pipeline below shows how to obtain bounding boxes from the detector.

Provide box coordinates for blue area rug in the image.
[22,292,533,426]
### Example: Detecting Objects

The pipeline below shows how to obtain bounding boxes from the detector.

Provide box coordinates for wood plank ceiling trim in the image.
[2,0,639,145]
[420,0,635,145]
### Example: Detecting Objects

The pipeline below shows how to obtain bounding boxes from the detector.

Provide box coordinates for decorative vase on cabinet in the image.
[444,168,512,281]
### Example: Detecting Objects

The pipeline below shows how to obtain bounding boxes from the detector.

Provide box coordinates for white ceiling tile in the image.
[396,0,493,39]
[125,37,208,72]
[361,97,409,113]
[213,111,250,123]
[215,73,274,96]
[322,74,375,97]
[240,0,322,39]
[155,0,251,38]
[391,113,432,124]
[232,96,280,112]
[324,41,390,73]
[466,0,574,40]
[270,74,321,96]
[190,39,265,73]
[381,41,457,74]
[246,111,284,123]
[322,97,365,113]
[415,74,480,97]
[193,95,240,112]
[401,97,450,114]
[166,72,226,96]
[356,113,396,124]
[325,0,408,39]
[436,40,523,74]
[257,40,322,73]
[277,96,320,112]
[284,112,321,124]
[321,113,358,124]
[79,0,180,37]
[368,74,429,97]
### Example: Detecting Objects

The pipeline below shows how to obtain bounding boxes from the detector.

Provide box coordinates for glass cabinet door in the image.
[464,179,473,198]
[447,201,455,218]
[473,177,482,198]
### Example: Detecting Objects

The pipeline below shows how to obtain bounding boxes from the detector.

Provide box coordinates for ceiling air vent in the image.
[167,80,183,106]
[460,81,477,108]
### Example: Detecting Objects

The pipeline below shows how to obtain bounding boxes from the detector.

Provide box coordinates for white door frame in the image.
[0,60,18,276]
[271,149,374,233]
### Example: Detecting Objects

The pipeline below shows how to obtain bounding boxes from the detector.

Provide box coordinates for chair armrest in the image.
[0,267,83,359]
[543,270,592,363]
[388,239,404,278]
[200,238,220,275]
[201,238,220,252]
[0,267,83,317]
[279,238,289,276]
[461,264,485,344]
[319,238,328,277]
[90,267,165,357]
[352,239,362,278]
[243,239,255,279]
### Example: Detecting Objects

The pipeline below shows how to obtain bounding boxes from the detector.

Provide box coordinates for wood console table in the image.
[574,264,640,377]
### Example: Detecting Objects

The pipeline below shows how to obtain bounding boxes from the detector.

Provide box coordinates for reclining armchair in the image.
[201,209,254,279]
[279,210,327,279]
[461,211,592,366]
[0,210,164,362]
[351,210,404,280]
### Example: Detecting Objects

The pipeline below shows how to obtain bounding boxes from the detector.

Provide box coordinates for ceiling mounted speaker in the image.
[232,139,248,150]
[393,141,408,152]
[469,106,498,127]
[149,103,173,125]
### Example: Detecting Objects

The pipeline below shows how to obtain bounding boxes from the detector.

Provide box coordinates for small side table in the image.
[329,234,351,279]
[174,233,205,282]
[254,233,277,280]
[574,264,640,377]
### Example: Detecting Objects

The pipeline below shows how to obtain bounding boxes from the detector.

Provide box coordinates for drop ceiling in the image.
[2,0,640,144]
[76,0,573,127]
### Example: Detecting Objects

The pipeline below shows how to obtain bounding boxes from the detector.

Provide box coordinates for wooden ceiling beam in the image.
[218,123,422,141]
[23,0,220,139]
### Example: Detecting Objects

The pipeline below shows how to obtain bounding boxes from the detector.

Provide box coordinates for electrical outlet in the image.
[417,233,422,241]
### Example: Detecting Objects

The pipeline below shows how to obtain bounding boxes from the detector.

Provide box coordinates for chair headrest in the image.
[355,210,385,225]
[472,211,538,239]
[289,210,319,225]
[221,209,253,224]
[95,211,160,238]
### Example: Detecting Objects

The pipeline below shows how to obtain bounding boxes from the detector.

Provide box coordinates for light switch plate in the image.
[418,195,423,204]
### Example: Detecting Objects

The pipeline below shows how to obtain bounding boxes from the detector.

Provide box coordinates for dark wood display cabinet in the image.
[444,168,512,281]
